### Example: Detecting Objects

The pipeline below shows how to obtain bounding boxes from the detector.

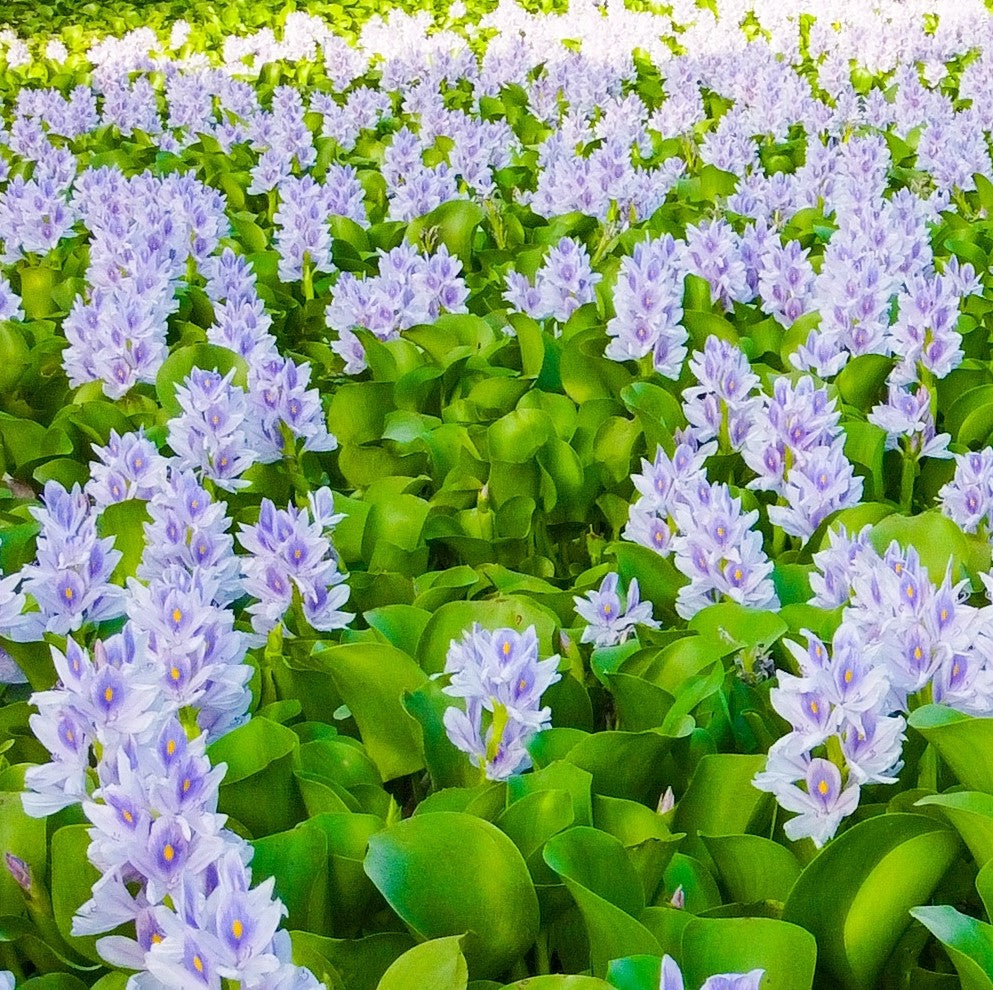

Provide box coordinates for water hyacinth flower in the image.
[503,236,601,326]
[18,481,124,638]
[774,758,861,847]
[443,624,561,780]
[167,368,256,492]
[574,573,659,648]
[86,428,170,508]
[940,448,993,535]
[682,336,760,454]
[237,492,351,638]
[604,234,687,377]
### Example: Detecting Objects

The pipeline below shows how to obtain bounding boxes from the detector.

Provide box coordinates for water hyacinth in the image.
[237,490,352,637]
[443,624,561,780]
[574,572,659,647]
[10,0,993,985]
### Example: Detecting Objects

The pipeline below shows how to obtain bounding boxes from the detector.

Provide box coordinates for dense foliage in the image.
[6,0,993,988]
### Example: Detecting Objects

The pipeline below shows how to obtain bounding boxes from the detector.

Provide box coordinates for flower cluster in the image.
[23,633,320,989]
[443,624,561,780]
[19,481,124,638]
[605,234,686,377]
[503,237,601,327]
[326,241,469,373]
[624,436,778,619]
[759,525,993,845]
[237,489,352,638]
[167,368,256,492]
[743,376,862,540]
[573,572,658,648]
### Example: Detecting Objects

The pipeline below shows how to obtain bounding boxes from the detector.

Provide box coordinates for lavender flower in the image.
[605,234,686,377]
[86,429,170,509]
[237,492,351,638]
[19,482,124,637]
[443,624,561,780]
[167,368,256,492]
[573,573,659,648]
[503,237,601,326]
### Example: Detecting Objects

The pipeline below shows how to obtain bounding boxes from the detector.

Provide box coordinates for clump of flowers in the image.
[443,624,561,780]
[503,236,601,327]
[573,572,659,648]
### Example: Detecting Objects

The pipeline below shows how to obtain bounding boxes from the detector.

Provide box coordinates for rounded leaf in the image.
[364,812,539,978]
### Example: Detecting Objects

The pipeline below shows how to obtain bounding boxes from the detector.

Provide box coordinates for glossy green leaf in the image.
[376,936,468,990]
[208,716,306,836]
[364,812,539,978]
[909,705,993,794]
[543,827,662,976]
[912,905,993,990]
[916,792,993,867]
[50,825,102,964]
[783,814,960,989]
[681,916,816,990]
[251,824,329,933]
[701,833,802,904]
[306,643,428,780]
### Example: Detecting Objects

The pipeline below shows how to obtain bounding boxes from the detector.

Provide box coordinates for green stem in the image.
[535,928,551,975]
[900,452,918,513]
[508,957,529,982]
[301,251,314,302]
[825,733,846,781]
[281,424,310,509]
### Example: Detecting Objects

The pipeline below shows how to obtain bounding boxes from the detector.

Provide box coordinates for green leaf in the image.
[488,408,556,463]
[364,812,539,978]
[673,755,771,855]
[291,930,416,990]
[376,936,468,990]
[543,827,662,976]
[96,499,149,582]
[909,705,993,794]
[0,790,46,916]
[681,916,816,990]
[306,643,428,780]
[495,788,575,870]
[912,906,993,990]
[836,354,893,411]
[782,814,961,990]
[51,825,102,963]
[687,603,787,651]
[405,200,485,264]
[915,792,993,867]
[700,833,802,904]
[208,717,306,837]
[559,729,690,805]
[251,824,329,933]
[605,955,662,990]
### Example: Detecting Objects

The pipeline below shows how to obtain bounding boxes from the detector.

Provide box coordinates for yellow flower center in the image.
[163,844,175,862]
[231,919,244,940]
[817,779,829,796]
